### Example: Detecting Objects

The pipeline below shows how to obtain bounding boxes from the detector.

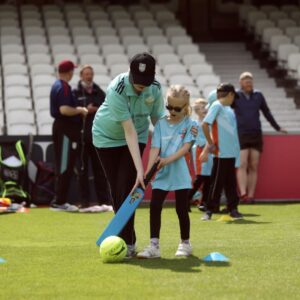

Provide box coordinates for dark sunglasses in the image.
[165,104,186,113]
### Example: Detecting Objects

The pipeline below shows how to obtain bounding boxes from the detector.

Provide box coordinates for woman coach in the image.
[92,53,164,257]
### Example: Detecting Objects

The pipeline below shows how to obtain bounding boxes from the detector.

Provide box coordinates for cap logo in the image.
[139,63,146,72]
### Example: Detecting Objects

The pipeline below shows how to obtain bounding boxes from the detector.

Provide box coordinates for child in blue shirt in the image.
[189,98,213,212]
[137,85,196,258]
[201,83,242,221]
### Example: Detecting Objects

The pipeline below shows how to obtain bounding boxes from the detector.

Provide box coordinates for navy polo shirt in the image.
[234,89,280,135]
[50,79,80,123]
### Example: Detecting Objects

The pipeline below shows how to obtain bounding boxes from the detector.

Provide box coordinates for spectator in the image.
[235,72,287,203]
[92,53,165,257]
[72,65,111,212]
[50,60,88,212]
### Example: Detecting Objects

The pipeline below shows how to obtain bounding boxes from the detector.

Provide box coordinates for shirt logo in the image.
[145,97,155,104]
[139,63,146,72]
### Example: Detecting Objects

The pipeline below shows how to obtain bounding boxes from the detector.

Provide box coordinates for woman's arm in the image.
[122,118,145,190]
[158,142,192,169]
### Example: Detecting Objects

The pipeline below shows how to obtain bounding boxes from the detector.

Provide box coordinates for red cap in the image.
[58,60,76,73]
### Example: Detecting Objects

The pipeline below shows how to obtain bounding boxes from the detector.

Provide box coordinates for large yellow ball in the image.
[99,236,127,263]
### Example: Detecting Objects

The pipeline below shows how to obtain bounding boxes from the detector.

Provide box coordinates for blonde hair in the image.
[80,64,94,75]
[193,98,208,107]
[167,85,191,116]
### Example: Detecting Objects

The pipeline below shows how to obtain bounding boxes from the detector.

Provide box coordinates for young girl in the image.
[188,99,213,212]
[137,85,196,259]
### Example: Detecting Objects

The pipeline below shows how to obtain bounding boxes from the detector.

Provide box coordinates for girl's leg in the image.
[150,189,168,240]
[175,189,190,241]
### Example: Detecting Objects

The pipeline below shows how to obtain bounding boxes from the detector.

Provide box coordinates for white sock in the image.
[150,238,159,248]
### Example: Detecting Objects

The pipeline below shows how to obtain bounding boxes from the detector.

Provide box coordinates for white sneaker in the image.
[50,203,78,212]
[126,244,137,258]
[137,245,161,259]
[175,243,192,257]
[101,204,113,212]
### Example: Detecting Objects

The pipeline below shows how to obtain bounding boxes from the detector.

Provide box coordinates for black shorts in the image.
[238,133,263,152]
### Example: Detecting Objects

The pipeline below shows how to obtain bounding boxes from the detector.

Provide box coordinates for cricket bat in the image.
[96,161,159,246]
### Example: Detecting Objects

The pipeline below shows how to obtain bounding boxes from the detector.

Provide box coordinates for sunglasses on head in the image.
[165,104,186,113]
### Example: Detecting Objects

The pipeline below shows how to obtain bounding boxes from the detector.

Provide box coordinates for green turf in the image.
[1,204,300,300]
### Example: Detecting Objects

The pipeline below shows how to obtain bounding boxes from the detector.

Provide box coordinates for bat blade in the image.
[96,187,144,246]
[96,161,159,246]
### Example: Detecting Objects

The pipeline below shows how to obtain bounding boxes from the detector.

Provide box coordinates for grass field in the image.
[1,204,300,300]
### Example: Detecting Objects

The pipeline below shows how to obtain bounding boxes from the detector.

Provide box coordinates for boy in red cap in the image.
[50,60,88,212]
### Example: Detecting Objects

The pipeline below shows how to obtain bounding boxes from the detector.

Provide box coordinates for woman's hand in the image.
[130,169,145,195]
[200,152,208,162]
[157,157,170,170]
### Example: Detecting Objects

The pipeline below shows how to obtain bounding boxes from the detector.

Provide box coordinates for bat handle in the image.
[142,160,160,188]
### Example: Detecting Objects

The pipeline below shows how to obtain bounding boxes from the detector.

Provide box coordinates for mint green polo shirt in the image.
[92,72,165,148]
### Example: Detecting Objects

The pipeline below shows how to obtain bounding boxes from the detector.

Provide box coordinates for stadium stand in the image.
[1,2,300,136]
[0,2,217,136]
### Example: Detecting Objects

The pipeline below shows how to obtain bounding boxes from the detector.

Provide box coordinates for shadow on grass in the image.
[227,219,271,225]
[125,255,202,273]
[201,261,231,268]
[239,213,260,217]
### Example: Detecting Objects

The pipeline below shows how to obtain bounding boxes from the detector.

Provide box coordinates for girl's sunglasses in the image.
[166,104,186,113]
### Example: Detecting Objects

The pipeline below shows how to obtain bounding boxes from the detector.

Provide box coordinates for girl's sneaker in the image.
[175,243,192,257]
[137,245,160,259]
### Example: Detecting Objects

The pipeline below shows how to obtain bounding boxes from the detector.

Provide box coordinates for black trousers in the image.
[52,119,81,205]
[79,141,110,207]
[150,189,190,240]
[188,175,211,206]
[207,158,239,213]
[95,144,146,245]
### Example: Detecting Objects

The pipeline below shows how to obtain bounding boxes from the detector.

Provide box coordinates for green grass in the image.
[1,204,300,300]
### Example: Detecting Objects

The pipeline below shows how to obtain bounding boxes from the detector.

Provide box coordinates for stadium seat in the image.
[152,44,174,56]
[119,27,140,37]
[163,64,187,78]
[157,53,181,68]
[52,44,75,55]
[3,64,28,76]
[182,53,206,67]
[5,86,31,99]
[287,53,300,77]
[54,53,77,65]
[90,64,109,75]
[106,54,128,66]
[76,44,99,56]
[277,19,297,31]
[126,44,150,58]
[269,11,288,23]
[5,98,32,112]
[254,20,275,41]
[146,35,169,48]
[285,27,300,39]
[122,36,144,47]
[142,26,163,37]
[168,74,194,86]
[110,64,129,78]
[262,27,283,48]
[290,11,300,24]
[170,36,193,48]
[277,44,299,68]
[98,35,120,46]
[4,74,30,87]
[30,64,55,76]
[2,53,25,65]
[165,26,187,39]
[260,5,278,15]
[26,44,49,54]
[79,54,103,65]
[33,86,52,99]
[246,11,267,32]
[28,53,52,65]
[294,35,300,48]
[136,19,158,29]
[34,97,50,113]
[189,64,214,79]
[32,75,56,88]
[176,44,199,59]
[269,35,291,57]
[7,124,37,135]
[93,74,112,87]
[6,110,35,126]
[196,74,221,91]
[102,44,125,57]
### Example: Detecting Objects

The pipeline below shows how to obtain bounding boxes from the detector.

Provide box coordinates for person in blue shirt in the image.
[137,85,196,259]
[188,98,213,212]
[235,72,287,203]
[50,60,88,212]
[92,53,165,257]
[201,83,243,221]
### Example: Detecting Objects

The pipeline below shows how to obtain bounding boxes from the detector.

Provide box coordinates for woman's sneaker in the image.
[175,243,192,257]
[50,202,78,212]
[137,245,161,259]
[125,244,137,258]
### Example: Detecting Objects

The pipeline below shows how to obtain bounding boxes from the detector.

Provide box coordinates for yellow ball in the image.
[99,236,127,263]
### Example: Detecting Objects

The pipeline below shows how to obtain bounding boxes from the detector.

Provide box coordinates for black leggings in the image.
[95,144,145,245]
[150,189,190,240]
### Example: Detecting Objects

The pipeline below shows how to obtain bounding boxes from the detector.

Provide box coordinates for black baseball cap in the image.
[217,83,239,99]
[129,53,156,86]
